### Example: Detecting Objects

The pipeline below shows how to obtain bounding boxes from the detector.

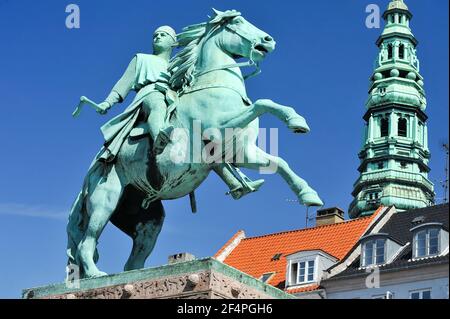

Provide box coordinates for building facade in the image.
[214,207,386,298]
[349,0,435,218]
[322,204,449,299]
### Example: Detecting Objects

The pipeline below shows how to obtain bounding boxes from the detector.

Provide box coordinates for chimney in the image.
[168,252,196,265]
[316,207,345,226]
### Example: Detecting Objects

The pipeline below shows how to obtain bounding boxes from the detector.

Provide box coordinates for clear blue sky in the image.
[0,0,448,298]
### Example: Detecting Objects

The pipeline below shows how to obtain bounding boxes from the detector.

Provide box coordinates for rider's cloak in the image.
[97,53,170,162]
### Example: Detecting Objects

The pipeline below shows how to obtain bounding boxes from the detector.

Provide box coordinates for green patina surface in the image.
[349,0,434,218]
[67,9,323,280]
[22,258,294,299]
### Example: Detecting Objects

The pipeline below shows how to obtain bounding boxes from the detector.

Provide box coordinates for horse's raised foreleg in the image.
[124,201,165,271]
[219,99,310,133]
[237,145,323,206]
[77,164,123,278]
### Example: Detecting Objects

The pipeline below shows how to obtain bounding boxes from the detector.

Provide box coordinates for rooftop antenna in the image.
[442,143,449,203]
[286,199,322,228]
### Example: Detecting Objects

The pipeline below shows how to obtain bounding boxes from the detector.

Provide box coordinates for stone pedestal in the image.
[22,258,294,299]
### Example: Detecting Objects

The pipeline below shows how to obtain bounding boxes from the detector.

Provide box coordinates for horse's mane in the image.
[169,9,241,92]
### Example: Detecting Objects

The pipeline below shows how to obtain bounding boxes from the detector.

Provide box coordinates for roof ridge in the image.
[241,216,373,241]
[405,203,449,213]
[214,230,246,260]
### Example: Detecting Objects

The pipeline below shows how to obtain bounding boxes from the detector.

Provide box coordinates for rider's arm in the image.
[104,56,137,108]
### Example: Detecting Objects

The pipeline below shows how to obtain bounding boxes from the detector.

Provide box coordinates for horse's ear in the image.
[212,8,223,16]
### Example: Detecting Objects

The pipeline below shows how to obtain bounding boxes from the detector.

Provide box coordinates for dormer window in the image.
[410,222,449,260]
[290,259,316,284]
[286,250,338,288]
[362,238,386,266]
[413,228,440,258]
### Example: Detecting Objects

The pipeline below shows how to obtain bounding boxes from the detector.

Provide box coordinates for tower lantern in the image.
[349,0,435,218]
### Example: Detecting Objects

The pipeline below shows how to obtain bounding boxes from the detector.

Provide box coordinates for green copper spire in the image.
[349,0,435,218]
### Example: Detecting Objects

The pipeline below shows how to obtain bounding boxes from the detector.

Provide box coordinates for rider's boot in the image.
[214,163,265,200]
[153,125,174,155]
[227,177,265,200]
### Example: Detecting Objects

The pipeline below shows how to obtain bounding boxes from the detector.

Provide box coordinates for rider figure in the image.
[96,26,263,200]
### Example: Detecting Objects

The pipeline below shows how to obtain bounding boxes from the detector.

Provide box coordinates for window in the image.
[399,44,405,59]
[417,122,424,144]
[410,289,432,299]
[297,259,315,284]
[377,162,384,170]
[414,228,440,258]
[260,272,274,283]
[362,239,386,266]
[380,118,389,137]
[271,253,282,261]
[367,191,381,201]
[388,44,393,59]
[398,118,407,137]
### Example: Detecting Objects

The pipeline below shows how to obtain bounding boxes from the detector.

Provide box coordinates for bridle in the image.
[191,18,263,81]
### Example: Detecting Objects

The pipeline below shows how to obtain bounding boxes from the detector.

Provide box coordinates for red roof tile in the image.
[216,208,382,289]
[286,284,321,294]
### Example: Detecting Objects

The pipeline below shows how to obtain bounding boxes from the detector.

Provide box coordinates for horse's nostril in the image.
[264,36,273,42]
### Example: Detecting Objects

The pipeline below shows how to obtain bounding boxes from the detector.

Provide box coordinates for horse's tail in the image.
[66,163,101,276]
[66,190,85,267]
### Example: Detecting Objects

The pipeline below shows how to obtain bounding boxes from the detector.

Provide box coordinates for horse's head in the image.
[170,9,276,90]
[211,9,276,63]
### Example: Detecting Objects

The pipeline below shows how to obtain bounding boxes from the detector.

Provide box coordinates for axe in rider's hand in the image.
[72,96,109,117]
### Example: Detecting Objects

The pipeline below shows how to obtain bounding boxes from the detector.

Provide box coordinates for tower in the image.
[349,0,435,218]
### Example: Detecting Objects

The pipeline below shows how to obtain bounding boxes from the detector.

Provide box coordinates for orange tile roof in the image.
[215,208,382,289]
[215,230,245,259]
[286,284,321,294]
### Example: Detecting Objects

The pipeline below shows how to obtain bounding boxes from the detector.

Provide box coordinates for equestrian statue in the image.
[67,9,324,278]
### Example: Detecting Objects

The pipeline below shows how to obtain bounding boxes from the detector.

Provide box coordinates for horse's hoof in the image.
[89,270,108,278]
[298,189,324,207]
[287,116,310,134]
[85,270,108,278]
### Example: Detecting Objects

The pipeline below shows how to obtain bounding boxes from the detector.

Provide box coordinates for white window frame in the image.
[409,288,432,299]
[361,238,386,267]
[294,258,317,285]
[413,228,440,259]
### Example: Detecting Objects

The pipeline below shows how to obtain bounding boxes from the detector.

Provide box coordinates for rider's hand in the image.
[97,102,111,115]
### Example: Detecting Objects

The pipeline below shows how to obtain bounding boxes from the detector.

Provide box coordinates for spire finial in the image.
[387,0,409,11]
